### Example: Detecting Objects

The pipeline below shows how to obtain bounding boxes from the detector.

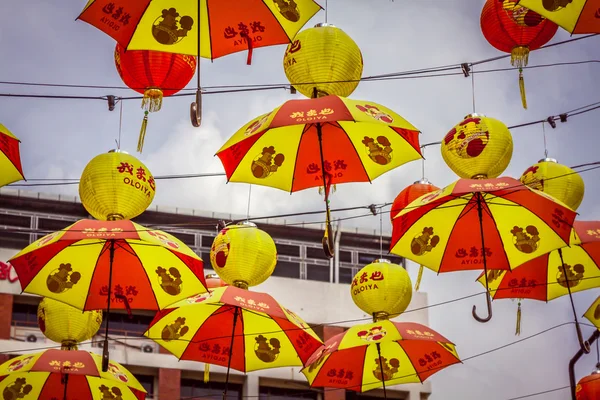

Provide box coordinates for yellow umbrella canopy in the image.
[0,350,147,399]
[517,0,600,34]
[0,123,25,187]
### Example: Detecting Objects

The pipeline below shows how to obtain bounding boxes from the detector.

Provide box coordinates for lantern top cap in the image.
[236,221,257,228]
[108,149,130,155]
[414,178,432,185]
[314,22,336,28]
[373,258,391,264]
[463,113,486,119]
[538,157,558,164]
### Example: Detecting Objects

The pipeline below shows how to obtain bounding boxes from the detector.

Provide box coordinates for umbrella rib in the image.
[289,124,312,193]
[338,122,372,185]
[395,341,424,384]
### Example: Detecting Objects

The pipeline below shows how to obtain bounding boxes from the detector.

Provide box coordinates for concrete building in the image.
[0,188,431,400]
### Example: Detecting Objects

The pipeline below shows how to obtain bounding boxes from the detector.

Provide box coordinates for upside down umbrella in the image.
[583,295,600,330]
[8,219,207,371]
[390,176,577,323]
[145,285,322,398]
[0,349,147,400]
[477,221,600,351]
[0,123,25,188]
[216,95,422,258]
[77,0,322,127]
[302,320,461,393]
[517,0,600,34]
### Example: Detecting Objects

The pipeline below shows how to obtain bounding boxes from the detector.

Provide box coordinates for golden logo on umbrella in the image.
[7,357,33,373]
[486,269,503,283]
[594,303,600,319]
[362,136,393,165]
[557,263,585,288]
[245,113,271,137]
[542,0,573,12]
[254,335,281,363]
[510,226,540,253]
[273,0,301,22]
[251,146,285,179]
[155,267,183,295]
[357,326,387,342]
[373,356,399,382]
[99,385,124,400]
[3,377,33,400]
[46,263,81,294]
[411,227,440,256]
[161,317,189,341]
[356,104,393,123]
[152,8,194,45]
[108,363,129,383]
[444,117,490,159]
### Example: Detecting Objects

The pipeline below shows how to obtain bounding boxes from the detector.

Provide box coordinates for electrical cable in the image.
[7,98,600,188]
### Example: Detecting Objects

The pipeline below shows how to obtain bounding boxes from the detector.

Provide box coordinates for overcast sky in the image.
[1,1,599,399]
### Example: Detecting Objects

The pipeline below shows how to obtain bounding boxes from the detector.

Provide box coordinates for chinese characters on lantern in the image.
[116,162,155,197]
[351,271,384,296]
[100,2,131,32]
[223,21,266,46]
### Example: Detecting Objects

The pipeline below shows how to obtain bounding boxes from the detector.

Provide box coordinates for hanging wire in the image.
[471,63,476,113]
[421,146,426,180]
[542,121,549,159]
[117,99,123,150]
[379,205,383,258]
[325,0,328,23]
[246,185,252,221]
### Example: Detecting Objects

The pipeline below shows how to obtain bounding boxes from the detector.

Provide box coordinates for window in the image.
[181,379,242,400]
[1,214,32,228]
[134,374,155,398]
[201,235,215,248]
[165,231,196,247]
[275,243,300,258]
[272,261,300,279]
[339,266,355,284]
[357,253,381,265]
[0,231,30,249]
[306,246,330,261]
[306,264,330,282]
[99,312,155,336]
[37,217,74,231]
[12,303,38,328]
[338,250,352,263]
[259,386,318,400]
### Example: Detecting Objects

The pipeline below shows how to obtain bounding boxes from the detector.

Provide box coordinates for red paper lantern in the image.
[390,179,440,221]
[114,44,196,152]
[480,0,558,109]
[576,370,600,400]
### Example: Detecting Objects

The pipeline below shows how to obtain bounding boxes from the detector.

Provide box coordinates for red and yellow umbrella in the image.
[302,320,460,392]
[517,0,600,34]
[583,295,600,330]
[0,350,146,399]
[217,95,422,257]
[9,219,207,312]
[0,123,25,188]
[145,285,322,372]
[390,176,577,322]
[477,221,600,347]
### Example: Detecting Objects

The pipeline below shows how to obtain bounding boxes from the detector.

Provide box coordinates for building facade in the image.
[0,188,431,400]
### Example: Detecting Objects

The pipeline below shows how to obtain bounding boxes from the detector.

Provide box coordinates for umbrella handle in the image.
[575,322,591,354]
[190,89,202,127]
[472,292,493,323]
[322,222,334,259]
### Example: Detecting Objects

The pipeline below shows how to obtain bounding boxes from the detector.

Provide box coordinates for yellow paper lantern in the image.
[283,23,363,98]
[79,149,156,220]
[37,297,103,349]
[350,259,412,320]
[520,158,585,211]
[210,221,277,288]
[441,113,514,179]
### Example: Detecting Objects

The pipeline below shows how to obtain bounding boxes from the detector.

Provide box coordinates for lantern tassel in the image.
[141,88,163,113]
[137,111,148,153]
[515,301,522,336]
[519,68,527,110]
[510,46,529,69]
[414,265,424,291]
[203,363,210,383]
